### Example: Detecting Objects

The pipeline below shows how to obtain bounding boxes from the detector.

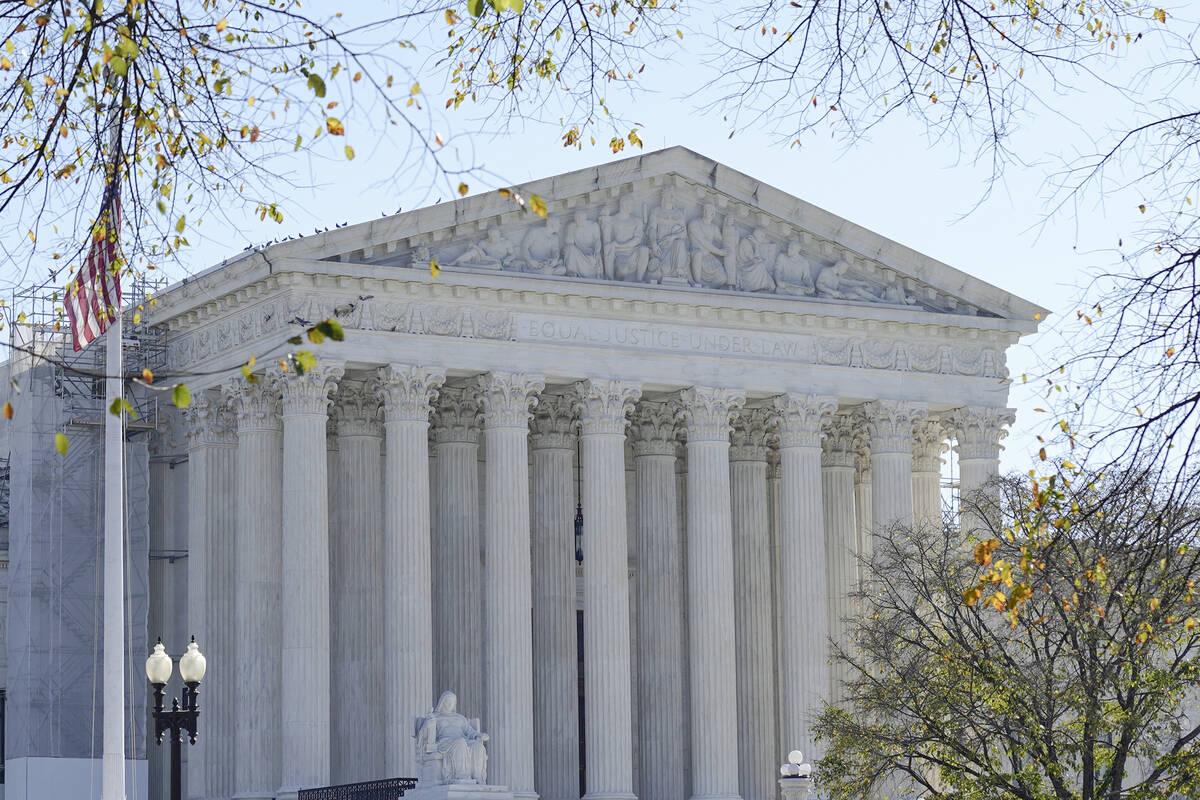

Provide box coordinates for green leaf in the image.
[307,73,326,98]
[175,215,186,233]
[172,384,192,408]
[54,432,69,456]
[109,56,128,77]
[511,0,524,11]
[294,350,317,374]
[287,335,303,345]
[109,397,137,420]
[315,318,345,342]
[467,0,485,16]
[307,326,326,344]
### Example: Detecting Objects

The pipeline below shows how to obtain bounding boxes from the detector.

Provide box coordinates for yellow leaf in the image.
[326,117,345,135]
[215,18,228,32]
[141,368,154,384]
[1038,447,1046,460]
[411,82,422,96]
[529,194,548,217]
[497,188,512,198]
[1139,204,1147,213]
[2,401,12,419]
[1166,347,1176,357]
[458,182,469,197]
[430,258,440,278]
[54,432,68,456]
[344,145,355,160]
[1153,8,1167,23]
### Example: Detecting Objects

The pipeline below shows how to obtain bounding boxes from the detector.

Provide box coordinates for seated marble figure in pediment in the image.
[434,190,925,307]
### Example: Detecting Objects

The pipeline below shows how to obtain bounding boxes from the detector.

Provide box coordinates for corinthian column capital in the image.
[730,407,771,462]
[279,364,343,416]
[431,386,480,444]
[185,391,238,447]
[376,364,446,424]
[476,371,545,429]
[630,400,679,457]
[949,406,1015,461]
[857,400,928,454]
[772,393,837,449]
[679,387,746,443]
[223,374,282,431]
[574,379,642,437]
[820,414,859,469]
[912,417,949,473]
[530,394,576,450]
[335,380,383,437]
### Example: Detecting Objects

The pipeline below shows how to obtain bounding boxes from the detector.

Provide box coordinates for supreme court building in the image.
[2,147,1043,800]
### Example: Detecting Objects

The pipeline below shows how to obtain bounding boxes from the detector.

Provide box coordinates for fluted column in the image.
[858,401,926,532]
[774,393,837,766]
[852,436,872,587]
[279,364,342,798]
[184,393,238,800]
[225,375,283,800]
[574,379,642,800]
[330,382,385,782]
[379,365,447,777]
[631,401,686,800]
[949,407,1014,536]
[680,386,746,800]
[530,394,581,800]
[479,372,546,800]
[432,387,483,715]
[820,415,858,704]
[912,418,947,530]
[729,409,776,800]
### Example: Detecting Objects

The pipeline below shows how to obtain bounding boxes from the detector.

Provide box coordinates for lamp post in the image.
[146,636,207,800]
[779,749,815,800]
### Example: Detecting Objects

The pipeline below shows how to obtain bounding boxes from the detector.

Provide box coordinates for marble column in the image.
[949,407,1015,536]
[680,386,746,800]
[852,435,873,588]
[631,401,686,800]
[478,371,545,800]
[859,401,926,531]
[911,418,947,531]
[331,381,385,782]
[431,387,483,716]
[530,395,581,800]
[773,393,836,765]
[279,365,341,798]
[575,379,642,800]
[379,365,446,777]
[225,375,283,800]
[820,415,858,704]
[184,393,238,800]
[729,409,776,800]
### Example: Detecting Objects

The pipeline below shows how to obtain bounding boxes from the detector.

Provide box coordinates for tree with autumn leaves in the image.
[815,466,1200,800]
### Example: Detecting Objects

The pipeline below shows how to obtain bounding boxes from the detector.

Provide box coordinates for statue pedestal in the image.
[407,782,514,800]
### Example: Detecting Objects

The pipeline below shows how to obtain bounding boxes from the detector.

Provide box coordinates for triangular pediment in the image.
[204,147,1046,323]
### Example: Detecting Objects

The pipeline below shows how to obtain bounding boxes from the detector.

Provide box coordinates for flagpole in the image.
[101,271,125,800]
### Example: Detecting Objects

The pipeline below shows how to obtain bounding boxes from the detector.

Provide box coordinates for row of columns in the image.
[183,364,1012,800]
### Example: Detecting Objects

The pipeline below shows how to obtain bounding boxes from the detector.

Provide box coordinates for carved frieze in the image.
[428,187,951,309]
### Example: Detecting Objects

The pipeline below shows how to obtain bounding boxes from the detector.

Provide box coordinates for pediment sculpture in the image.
[415,690,490,785]
[434,189,927,308]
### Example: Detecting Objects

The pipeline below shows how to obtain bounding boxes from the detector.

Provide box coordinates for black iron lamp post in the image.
[145,636,207,800]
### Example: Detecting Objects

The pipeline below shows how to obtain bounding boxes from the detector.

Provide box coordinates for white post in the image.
[102,308,125,800]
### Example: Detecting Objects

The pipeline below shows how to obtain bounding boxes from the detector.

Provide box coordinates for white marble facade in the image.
[151,148,1039,800]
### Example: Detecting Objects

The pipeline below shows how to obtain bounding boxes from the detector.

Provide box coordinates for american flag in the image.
[65,191,123,352]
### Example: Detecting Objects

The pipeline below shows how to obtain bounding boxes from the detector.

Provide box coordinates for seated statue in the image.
[564,208,603,279]
[772,240,815,296]
[521,218,565,275]
[736,229,776,293]
[415,690,489,784]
